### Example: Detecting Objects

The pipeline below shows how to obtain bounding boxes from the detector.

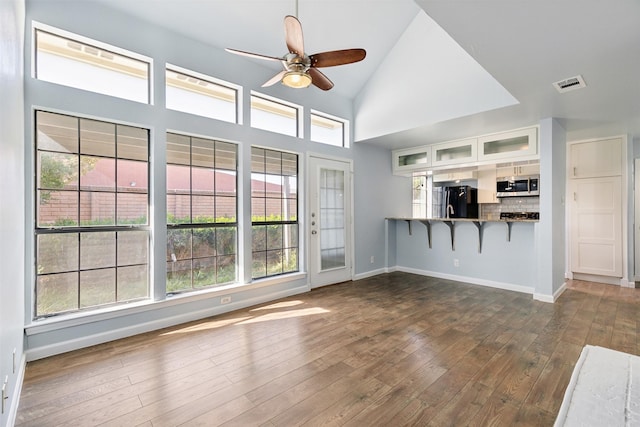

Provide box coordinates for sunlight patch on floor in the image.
[160,316,253,335]
[250,300,304,311]
[236,307,331,324]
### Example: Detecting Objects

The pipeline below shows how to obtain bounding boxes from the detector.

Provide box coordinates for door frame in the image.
[565,135,630,286]
[306,153,354,288]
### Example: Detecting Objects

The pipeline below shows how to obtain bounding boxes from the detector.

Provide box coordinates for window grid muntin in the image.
[34,111,150,319]
[166,133,238,293]
[36,112,149,228]
[251,147,299,279]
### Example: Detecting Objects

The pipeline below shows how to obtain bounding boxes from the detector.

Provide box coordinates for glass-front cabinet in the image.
[392,146,431,175]
[431,138,478,167]
[478,127,538,161]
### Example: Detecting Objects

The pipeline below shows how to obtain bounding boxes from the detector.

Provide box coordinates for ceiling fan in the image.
[225,14,366,91]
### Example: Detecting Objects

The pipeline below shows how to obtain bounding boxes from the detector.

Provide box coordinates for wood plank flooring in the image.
[16,272,640,426]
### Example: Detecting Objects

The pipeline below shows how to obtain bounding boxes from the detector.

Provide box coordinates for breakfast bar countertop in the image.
[386,216,538,253]
[385,217,539,223]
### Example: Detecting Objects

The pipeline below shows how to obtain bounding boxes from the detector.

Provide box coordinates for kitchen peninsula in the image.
[385,122,570,303]
[385,215,540,298]
[387,214,539,253]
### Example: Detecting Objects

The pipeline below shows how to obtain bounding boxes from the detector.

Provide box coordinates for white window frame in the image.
[250,91,303,138]
[310,109,349,148]
[165,63,243,124]
[34,110,151,319]
[165,131,239,294]
[32,21,154,105]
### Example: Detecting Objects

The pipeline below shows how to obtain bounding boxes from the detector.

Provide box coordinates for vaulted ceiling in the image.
[89,0,640,149]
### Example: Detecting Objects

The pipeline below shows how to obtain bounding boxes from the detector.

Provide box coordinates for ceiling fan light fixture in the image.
[282,70,312,88]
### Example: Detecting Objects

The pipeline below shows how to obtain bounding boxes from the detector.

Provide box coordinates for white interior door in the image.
[308,156,352,288]
[571,176,622,277]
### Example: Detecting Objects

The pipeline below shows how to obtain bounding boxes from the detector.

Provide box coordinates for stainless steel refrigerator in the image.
[438,185,478,219]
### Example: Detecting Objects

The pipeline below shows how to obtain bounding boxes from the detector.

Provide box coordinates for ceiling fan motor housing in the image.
[284,53,310,72]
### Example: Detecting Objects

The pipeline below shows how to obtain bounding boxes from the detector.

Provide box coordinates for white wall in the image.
[353,10,517,143]
[352,143,409,277]
[394,219,538,293]
[536,118,567,300]
[0,0,26,425]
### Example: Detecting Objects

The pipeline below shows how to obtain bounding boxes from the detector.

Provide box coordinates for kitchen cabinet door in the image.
[478,127,538,161]
[392,146,430,175]
[477,166,498,203]
[496,163,540,178]
[431,138,477,167]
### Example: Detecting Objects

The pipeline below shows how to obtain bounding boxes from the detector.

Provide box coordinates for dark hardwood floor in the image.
[16,272,640,426]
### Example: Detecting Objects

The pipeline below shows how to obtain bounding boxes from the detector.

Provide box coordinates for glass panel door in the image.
[309,156,352,288]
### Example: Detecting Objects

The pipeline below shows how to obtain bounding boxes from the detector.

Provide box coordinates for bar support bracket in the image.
[418,220,433,249]
[443,220,455,251]
[473,221,485,253]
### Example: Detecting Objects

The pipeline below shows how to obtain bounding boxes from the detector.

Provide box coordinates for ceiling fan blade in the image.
[284,15,304,56]
[309,68,333,91]
[310,49,367,68]
[225,48,282,62]
[262,70,287,87]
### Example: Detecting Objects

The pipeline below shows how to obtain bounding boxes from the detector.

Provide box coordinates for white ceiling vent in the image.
[553,75,587,93]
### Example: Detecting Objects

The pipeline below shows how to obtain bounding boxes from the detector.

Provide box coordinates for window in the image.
[34,24,151,103]
[166,133,238,293]
[310,111,348,147]
[250,93,301,137]
[166,65,240,124]
[412,174,427,218]
[251,147,298,279]
[35,111,149,318]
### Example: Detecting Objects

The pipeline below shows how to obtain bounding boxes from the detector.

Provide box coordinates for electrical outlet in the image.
[220,296,232,304]
[370,256,374,264]
[453,259,460,267]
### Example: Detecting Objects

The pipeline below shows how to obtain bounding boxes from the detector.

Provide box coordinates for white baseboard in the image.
[6,354,26,427]
[534,281,566,303]
[395,266,534,295]
[353,268,387,281]
[571,273,625,286]
[25,284,309,361]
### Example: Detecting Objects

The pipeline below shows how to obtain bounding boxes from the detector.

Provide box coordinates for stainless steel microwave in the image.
[496,175,539,198]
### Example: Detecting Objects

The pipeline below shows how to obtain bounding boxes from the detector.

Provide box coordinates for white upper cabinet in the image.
[478,127,538,161]
[392,146,431,175]
[432,169,477,183]
[570,138,622,178]
[431,138,478,167]
[496,163,540,178]
[477,165,498,203]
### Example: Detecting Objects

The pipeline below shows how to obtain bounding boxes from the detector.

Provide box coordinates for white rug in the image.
[555,345,640,426]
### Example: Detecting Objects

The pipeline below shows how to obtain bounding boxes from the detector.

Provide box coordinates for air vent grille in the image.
[553,75,586,93]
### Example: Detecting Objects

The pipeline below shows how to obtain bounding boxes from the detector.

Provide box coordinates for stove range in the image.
[500,212,539,220]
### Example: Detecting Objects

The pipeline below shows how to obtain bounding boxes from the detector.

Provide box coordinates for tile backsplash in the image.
[480,197,539,219]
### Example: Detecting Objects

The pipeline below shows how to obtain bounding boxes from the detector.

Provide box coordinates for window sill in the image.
[25,272,308,336]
